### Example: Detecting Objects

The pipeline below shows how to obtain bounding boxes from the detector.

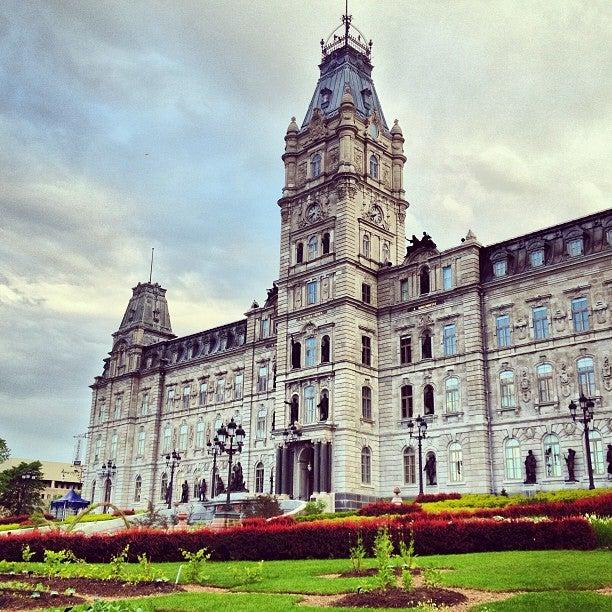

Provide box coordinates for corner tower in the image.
[274,14,407,509]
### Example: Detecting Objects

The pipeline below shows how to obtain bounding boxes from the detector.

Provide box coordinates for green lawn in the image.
[472,591,612,611]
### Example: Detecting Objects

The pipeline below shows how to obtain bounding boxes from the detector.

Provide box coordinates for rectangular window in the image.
[234,372,243,399]
[500,372,516,408]
[496,315,511,348]
[400,385,413,419]
[216,378,225,403]
[399,336,412,364]
[199,382,207,405]
[443,324,457,356]
[256,413,266,439]
[493,260,508,277]
[182,385,191,410]
[567,238,583,257]
[304,337,316,367]
[260,317,270,338]
[361,283,371,304]
[361,336,371,366]
[400,279,409,302]
[137,430,145,456]
[166,388,175,410]
[257,365,268,392]
[404,451,416,484]
[533,306,549,340]
[572,297,590,332]
[140,393,148,416]
[114,396,122,420]
[537,366,554,403]
[306,281,318,305]
[442,265,452,290]
[361,387,372,420]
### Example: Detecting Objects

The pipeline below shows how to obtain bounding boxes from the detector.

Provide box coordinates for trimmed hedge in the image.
[416,493,462,503]
[358,501,422,516]
[0,516,595,562]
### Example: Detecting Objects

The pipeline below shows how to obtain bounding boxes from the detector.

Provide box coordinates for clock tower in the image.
[273,13,407,508]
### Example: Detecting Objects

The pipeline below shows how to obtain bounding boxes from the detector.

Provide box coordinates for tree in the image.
[0,438,9,463]
[0,461,45,515]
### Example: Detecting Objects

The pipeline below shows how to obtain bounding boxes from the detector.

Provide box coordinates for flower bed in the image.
[0,516,595,562]
[358,502,422,517]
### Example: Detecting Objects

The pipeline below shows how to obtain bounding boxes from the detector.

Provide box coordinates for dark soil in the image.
[336,586,468,608]
[0,573,182,596]
[338,568,378,577]
[0,589,85,610]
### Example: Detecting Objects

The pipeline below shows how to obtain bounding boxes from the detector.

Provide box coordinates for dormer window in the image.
[530,248,544,267]
[310,153,322,179]
[567,237,583,257]
[369,154,379,179]
[320,87,332,108]
[493,259,508,277]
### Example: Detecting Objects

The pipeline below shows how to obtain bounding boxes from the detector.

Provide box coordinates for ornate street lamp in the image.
[164,450,182,509]
[569,393,596,489]
[282,423,302,445]
[17,471,37,515]
[213,418,246,517]
[407,415,428,496]
[206,436,220,498]
[98,459,117,513]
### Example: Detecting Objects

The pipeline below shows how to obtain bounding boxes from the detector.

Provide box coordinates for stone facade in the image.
[82,22,612,511]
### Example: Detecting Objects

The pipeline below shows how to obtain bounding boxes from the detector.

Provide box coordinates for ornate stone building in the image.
[83,18,611,511]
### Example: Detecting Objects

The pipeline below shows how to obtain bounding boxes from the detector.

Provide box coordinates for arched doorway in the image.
[296,446,314,500]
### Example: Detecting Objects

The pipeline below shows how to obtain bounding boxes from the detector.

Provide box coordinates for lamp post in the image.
[16,471,37,515]
[569,394,596,490]
[214,418,246,515]
[164,450,181,509]
[407,415,428,496]
[206,436,220,498]
[98,459,117,513]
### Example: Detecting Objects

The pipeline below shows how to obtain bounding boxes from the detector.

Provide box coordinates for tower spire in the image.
[148,247,154,284]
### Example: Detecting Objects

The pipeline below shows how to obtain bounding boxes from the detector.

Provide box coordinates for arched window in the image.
[589,430,605,474]
[449,442,463,482]
[160,473,168,501]
[291,340,301,369]
[196,420,205,448]
[361,447,372,484]
[361,386,372,420]
[308,235,318,259]
[304,385,316,423]
[445,377,460,413]
[321,335,330,363]
[423,384,435,415]
[296,242,304,264]
[179,423,188,450]
[362,233,370,258]
[319,389,329,421]
[401,384,413,419]
[504,438,521,480]
[94,436,102,462]
[91,480,96,502]
[110,432,118,460]
[536,364,554,403]
[500,371,516,408]
[543,433,561,477]
[255,462,265,493]
[136,427,145,457]
[305,336,316,366]
[419,266,430,295]
[290,394,299,424]
[322,232,331,255]
[162,424,171,453]
[403,447,416,484]
[311,153,322,178]
[421,330,432,359]
[577,357,595,396]
[134,475,142,502]
[369,154,379,179]
[256,406,267,439]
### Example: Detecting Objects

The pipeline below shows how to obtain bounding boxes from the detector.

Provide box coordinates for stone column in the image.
[275,446,283,495]
[313,441,321,493]
[281,446,290,494]
[320,442,329,492]
[286,447,294,496]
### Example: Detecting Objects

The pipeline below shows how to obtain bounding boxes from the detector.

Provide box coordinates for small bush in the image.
[373,527,395,591]
[180,547,211,584]
[588,515,612,549]
[301,499,326,516]
[349,532,366,571]
[415,492,462,503]
[358,501,423,517]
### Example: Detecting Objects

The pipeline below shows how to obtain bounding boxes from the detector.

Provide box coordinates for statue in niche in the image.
[180,480,189,503]
[559,363,571,397]
[424,454,437,486]
[593,296,608,324]
[524,450,537,484]
[552,307,567,332]
[198,479,207,501]
[564,449,577,482]
[603,356,611,392]
[520,369,531,402]
[318,394,329,421]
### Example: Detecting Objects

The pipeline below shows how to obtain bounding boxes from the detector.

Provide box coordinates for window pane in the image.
[400,336,412,364]
[400,280,409,302]
[307,281,318,305]
[504,439,521,480]
[443,324,457,356]
[404,448,416,484]
[533,307,549,340]
[530,249,544,267]
[567,238,583,256]
[305,337,316,366]
[493,260,507,277]
[572,297,589,332]
[496,315,511,348]
[442,265,452,290]
[543,434,561,477]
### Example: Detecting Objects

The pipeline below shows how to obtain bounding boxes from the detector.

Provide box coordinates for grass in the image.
[473,591,612,611]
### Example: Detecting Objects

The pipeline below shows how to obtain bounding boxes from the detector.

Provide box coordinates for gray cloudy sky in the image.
[1,1,610,461]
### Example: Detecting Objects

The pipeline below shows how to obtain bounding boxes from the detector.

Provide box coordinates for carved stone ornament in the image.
[603,356,611,391]
[563,422,577,436]
[552,307,567,332]
[523,427,535,440]
[297,162,307,185]
[514,316,529,340]
[419,314,434,328]
[294,286,302,307]
[308,108,326,140]
[520,369,531,403]
[593,296,608,324]
[280,207,290,222]
[327,148,339,171]
[559,363,571,398]
[354,148,363,167]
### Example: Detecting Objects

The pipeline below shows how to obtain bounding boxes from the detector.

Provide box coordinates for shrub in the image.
[295,510,357,522]
[587,515,612,549]
[358,501,423,517]
[349,532,366,571]
[301,499,326,516]
[0,514,29,525]
[180,547,210,583]
[267,514,295,526]
[373,527,395,590]
[415,493,462,503]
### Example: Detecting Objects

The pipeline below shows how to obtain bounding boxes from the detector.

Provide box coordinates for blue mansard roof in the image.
[302,29,388,130]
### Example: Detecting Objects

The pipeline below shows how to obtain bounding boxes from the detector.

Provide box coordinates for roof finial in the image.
[148,247,154,284]
[342,0,351,45]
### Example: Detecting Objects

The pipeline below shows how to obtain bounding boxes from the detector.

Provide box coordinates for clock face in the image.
[371,205,384,224]
[306,203,321,222]
[369,122,379,139]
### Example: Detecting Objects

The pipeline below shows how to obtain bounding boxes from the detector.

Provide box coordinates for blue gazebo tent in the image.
[50,488,90,519]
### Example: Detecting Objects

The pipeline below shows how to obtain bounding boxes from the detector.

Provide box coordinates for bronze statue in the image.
[180,480,189,503]
[607,444,612,476]
[524,450,537,484]
[565,449,577,482]
[424,454,437,486]
[198,479,207,501]
[229,461,247,492]
[215,473,225,495]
